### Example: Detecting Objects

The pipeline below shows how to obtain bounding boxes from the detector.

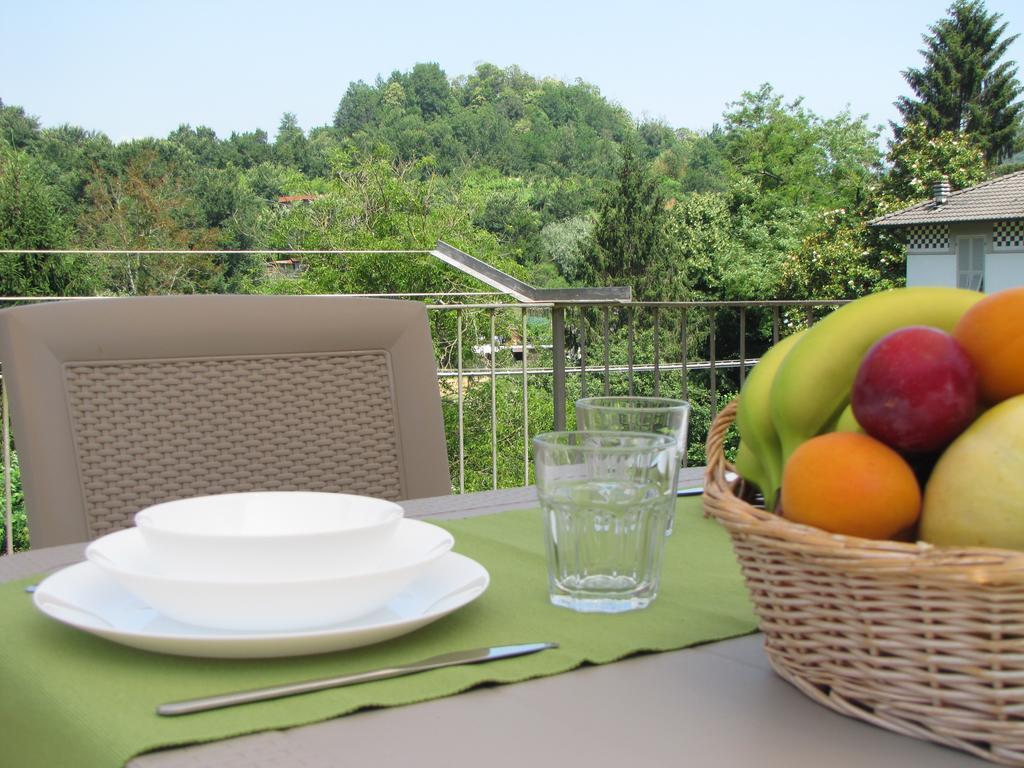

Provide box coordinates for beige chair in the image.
[0,295,452,547]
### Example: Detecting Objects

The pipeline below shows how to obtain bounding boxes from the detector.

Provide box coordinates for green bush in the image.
[0,449,29,554]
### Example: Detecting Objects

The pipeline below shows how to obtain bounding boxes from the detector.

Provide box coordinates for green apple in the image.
[921,394,1024,550]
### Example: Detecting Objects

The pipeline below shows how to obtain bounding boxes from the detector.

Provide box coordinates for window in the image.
[957,236,985,290]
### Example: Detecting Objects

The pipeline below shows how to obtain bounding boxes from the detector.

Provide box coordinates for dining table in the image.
[0,466,991,768]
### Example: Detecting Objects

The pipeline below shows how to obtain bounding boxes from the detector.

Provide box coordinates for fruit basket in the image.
[704,400,1024,766]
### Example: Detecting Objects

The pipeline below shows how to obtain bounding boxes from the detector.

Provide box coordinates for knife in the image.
[157,641,559,716]
[677,471,738,497]
[676,486,703,497]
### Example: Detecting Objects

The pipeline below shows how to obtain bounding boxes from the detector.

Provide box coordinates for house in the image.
[276,194,317,207]
[870,171,1024,292]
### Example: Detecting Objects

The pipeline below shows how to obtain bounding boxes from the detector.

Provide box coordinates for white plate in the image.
[33,553,489,658]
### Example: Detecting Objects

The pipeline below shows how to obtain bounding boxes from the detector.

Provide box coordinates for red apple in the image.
[851,326,978,453]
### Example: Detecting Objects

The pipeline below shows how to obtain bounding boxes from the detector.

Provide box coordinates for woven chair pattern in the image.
[64,352,402,539]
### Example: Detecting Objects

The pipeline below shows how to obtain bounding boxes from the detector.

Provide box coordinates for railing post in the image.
[626,306,635,396]
[551,306,566,431]
[653,307,661,397]
[579,307,588,402]
[680,309,688,401]
[739,307,747,386]
[3,378,11,556]
[521,308,530,486]
[456,309,465,494]
[709,308,718,420]
[489,309,498,491]
[602,307,611,395]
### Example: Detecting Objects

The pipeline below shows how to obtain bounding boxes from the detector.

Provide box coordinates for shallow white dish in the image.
[33,553,489,658]
[135,491,403,581]
[85,520,453,632]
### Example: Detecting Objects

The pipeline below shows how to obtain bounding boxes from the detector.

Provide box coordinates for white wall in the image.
[907,252,956,287]
[903,222,1024,291]
[985,250,1024,291]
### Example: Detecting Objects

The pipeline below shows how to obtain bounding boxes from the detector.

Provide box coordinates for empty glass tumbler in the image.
[575,396,691,534]
[533,431,678,613]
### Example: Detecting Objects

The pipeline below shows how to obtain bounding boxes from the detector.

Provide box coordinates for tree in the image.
[779,207,905,301]
[0,147,70,250]
[895,0,1023,162]
[0,147,105,295]
[167,124,230,168]
[722,85,880,215]
[334,81,381,136]
[542,215,592,284]
[662,192,738,299]
[226,129,272,168]
[0,100,41,150]
[677,129,730,195]
[714,85,883,300]
[34,124,114,208]
[407,63,452,120]
[76,145,230,294]
[273,113,312,173]
[583,141,671,299]
[638,119,677,160]
[459,169,541,259]
[883,120,987,201]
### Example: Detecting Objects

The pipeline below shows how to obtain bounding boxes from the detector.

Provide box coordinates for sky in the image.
[3,0,1024,145]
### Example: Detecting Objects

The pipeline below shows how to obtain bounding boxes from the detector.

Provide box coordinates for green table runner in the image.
[0,499,757,768]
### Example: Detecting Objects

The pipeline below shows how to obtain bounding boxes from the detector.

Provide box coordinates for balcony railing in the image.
[0,252,849,553]
[425,299,845,495]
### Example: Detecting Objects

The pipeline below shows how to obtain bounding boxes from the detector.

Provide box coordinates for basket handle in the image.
[704,400,740,499]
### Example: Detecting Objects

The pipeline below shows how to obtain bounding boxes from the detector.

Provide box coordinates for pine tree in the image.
[585,140,669,300]
[895,0,1023,162]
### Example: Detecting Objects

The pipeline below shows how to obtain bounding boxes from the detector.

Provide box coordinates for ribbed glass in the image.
[533,431,676,613]
[575,397,690,534]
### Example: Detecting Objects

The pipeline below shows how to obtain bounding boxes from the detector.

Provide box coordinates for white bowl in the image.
[135,492,404,581]
[86,519,454,632]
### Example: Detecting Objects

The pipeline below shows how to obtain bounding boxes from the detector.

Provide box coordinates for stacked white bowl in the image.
[85,492,454,632]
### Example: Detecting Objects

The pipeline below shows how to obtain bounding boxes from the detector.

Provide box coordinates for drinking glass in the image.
[533,431,677,613]
[575,396,691,534]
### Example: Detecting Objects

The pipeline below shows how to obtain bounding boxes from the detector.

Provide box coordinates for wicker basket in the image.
[703,400,1024,765]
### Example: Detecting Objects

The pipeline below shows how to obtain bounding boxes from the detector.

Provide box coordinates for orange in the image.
[953,287,1024,404]
[781,432,921,540]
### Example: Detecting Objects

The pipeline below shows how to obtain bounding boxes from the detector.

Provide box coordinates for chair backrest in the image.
[0,295,452,547]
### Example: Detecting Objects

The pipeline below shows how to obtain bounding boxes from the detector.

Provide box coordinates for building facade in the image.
[870,171,1024,293]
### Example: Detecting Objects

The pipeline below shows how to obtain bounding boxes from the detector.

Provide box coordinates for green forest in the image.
[1,1,1021,303]
[0,0,1022,549]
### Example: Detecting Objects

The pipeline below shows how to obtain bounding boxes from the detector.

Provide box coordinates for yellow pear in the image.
[921,394,1024,550]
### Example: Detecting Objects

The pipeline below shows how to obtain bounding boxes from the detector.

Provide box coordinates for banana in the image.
[735,329,806,509]
[734,439,768,500]
[830,402,863,434]
[770,287,983,466]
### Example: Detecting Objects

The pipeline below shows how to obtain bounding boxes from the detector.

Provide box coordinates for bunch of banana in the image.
[735,329,805,507]
[735,287,984,509]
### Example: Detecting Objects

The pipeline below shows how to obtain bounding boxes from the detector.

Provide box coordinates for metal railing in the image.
[427,299,846,495]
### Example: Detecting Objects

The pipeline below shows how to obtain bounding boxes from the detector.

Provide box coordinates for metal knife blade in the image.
[157,641,559,716]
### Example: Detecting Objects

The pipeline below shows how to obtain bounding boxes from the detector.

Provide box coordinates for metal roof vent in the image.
[933,177,951,205]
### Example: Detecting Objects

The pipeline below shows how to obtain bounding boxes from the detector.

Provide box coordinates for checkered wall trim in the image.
[906,224,950,251]
[994,220,1024,249]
